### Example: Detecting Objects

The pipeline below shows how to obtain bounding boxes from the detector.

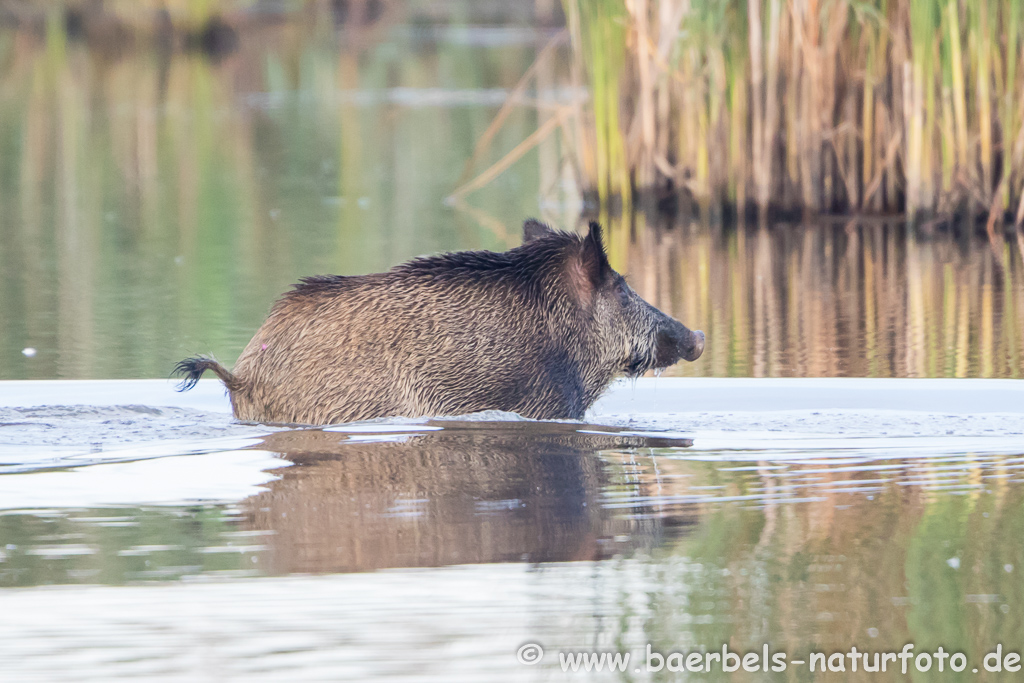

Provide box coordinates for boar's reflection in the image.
[241,421,695,574]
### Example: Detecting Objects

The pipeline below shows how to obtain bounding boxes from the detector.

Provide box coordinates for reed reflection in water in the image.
[620,218,1024,379]
[602,446,1024,672]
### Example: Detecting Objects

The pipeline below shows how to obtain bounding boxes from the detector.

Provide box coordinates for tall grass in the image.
[561,0,1024,224]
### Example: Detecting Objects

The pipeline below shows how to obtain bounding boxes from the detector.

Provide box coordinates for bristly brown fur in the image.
[174,220,703,425]
[173,355,244,392]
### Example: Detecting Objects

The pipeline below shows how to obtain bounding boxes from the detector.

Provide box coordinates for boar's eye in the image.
[614,277,631,305]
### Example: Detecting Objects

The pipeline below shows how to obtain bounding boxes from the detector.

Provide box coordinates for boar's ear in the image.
[522,218,555,243]
[566,221,611,305]
[581,222,611,280]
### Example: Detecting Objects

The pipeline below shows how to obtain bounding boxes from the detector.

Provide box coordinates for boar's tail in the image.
[173,355,242,393]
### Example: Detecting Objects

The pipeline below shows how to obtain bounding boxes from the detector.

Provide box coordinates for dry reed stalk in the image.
[748,0,765,207]
[862,22,877,197]
[448,109,570,200]
[1002,1,1021,208]
[946,0,969,174]
[467,0,1024,221]
[977,0,994,201]
[939,86,955,197]
[625,0,656,187]
[454,30,567,189]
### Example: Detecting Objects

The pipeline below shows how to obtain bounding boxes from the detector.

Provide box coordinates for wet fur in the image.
[176,221,698,425]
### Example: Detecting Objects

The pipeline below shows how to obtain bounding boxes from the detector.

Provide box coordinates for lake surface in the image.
[0,3,1021,382]
[2,378,1024,680]
[1,3,1024,681]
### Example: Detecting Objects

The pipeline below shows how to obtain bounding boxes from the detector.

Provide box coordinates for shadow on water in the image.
[242,421,696,573]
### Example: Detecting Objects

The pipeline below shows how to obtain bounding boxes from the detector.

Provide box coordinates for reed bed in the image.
[559,0,1024,225]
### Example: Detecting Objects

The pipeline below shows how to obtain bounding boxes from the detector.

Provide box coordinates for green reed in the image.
[561,0,1024,224]
[564,0,632,220]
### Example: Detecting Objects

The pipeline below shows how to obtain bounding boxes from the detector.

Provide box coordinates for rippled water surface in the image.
[1,379,1023,680]
[1,2,1024,680]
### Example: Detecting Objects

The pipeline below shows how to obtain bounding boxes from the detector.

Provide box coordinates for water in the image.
[2,378,1024,679]
[2,4,1024,681]
[0,5,1021,382]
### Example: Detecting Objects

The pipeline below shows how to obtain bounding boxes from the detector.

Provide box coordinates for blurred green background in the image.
[0,0,1021,380]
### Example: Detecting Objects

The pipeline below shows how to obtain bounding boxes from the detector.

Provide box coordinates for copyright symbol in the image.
[517,642,544,665]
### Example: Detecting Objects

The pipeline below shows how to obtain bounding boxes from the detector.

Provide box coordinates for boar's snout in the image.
[654,318,705,367]
[687,329,706,361]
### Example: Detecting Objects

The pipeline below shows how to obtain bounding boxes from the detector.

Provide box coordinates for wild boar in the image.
[175,219,704,424]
